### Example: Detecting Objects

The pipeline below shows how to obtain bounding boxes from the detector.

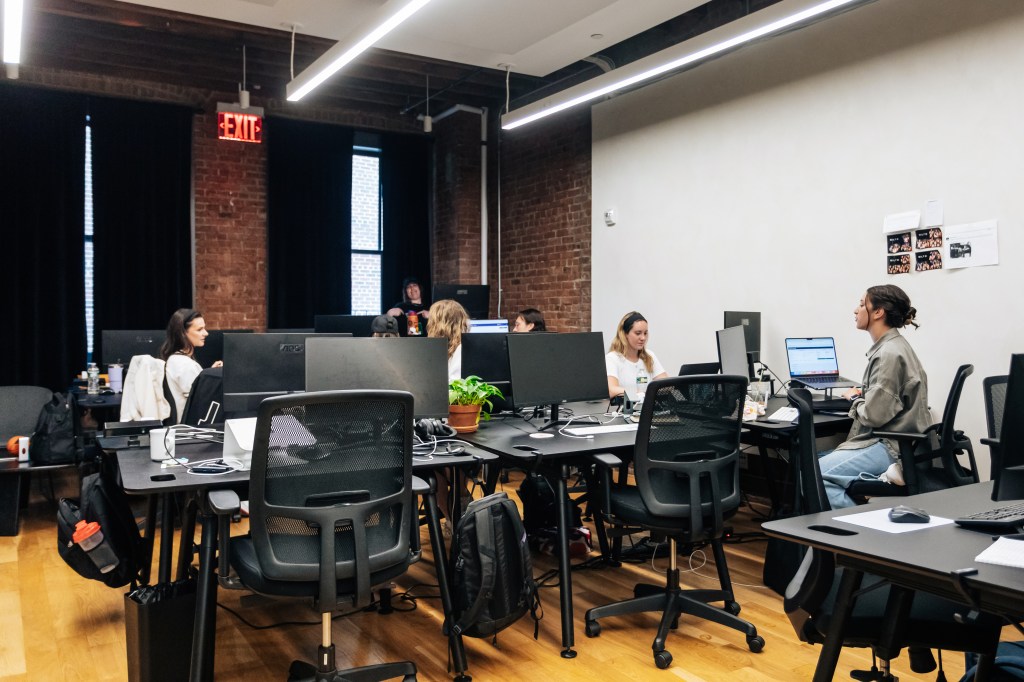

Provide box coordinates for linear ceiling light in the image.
[501,0,871,130]
[287,0,433,102]
[3,0,24,75]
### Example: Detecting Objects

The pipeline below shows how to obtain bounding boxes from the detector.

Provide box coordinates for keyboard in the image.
[563,423,639,436]
[767,406,798,422]
[955,502,1024,532]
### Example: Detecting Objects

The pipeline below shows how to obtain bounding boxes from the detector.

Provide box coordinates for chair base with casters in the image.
[584,534,764,669]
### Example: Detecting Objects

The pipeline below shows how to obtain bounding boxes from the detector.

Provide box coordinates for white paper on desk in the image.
[834,507,955,533]
[883,210,921,234]
[975,537,1024,569]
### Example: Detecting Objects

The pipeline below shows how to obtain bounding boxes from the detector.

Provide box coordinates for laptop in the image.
[784,337,859,390]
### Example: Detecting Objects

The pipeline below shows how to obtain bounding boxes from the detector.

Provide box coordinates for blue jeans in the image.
[817,441,893,510]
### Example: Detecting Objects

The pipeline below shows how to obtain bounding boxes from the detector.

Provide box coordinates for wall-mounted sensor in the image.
[604,209,617,226]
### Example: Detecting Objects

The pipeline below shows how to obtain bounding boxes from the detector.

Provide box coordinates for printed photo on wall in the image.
[945,220,999,269]
[916,249,942,272]
[887,253,911,275]
[887,232,912,253]
[916,227,942,249]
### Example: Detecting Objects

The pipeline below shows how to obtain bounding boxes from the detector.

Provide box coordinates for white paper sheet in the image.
[976,536,1024,569]
[924,200,944,227]
[944,220,999,268]
[834,507,955,533]
[883,210,921,234]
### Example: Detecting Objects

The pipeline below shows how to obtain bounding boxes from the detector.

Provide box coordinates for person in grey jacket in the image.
[817,284,928,509]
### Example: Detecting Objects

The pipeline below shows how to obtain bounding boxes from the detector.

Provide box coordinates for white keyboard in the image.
[564,423,639,436]
[767,406,799,422]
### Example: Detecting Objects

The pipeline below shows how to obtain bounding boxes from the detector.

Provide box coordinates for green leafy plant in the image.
[448,375,504,419]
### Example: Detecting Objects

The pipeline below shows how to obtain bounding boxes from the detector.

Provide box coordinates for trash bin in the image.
[124,579,196,682]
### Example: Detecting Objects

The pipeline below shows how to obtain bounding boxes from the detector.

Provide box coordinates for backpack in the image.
[448,492,542,640]
[517,472,582,534]
[57,458,144,588]
[30,392,77,465]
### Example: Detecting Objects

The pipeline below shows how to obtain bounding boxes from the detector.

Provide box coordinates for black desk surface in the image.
[763,482,1024,618]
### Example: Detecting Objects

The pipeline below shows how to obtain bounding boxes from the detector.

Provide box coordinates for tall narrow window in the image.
[351,147,383,314]
[84,115,95,362]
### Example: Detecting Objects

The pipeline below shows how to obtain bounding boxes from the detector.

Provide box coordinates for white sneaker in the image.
[879,462,905,486]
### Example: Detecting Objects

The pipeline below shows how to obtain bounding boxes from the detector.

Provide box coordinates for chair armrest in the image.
[591,453,622,469]
[873,430,928,442]
[411,475,430,495]
[981,437,1000,448]
[208,489,240,515]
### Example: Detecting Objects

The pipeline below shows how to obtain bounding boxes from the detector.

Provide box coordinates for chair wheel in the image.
[747,635,765,653]
[725,601,741,615]
[654,650,673,669]
[585,620,601,637]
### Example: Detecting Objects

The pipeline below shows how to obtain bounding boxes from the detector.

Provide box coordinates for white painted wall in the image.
[592,0,1024,478]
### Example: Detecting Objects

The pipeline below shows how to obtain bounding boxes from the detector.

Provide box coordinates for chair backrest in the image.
[181,367,223,426]
[678,362,721,376]
[0,385,54,440]
[788,388,831,515]
[937,364,973,447]
[984,375,1009,439]
[922,363,977,489]
[247,389,415,610]
[632,374,746,540]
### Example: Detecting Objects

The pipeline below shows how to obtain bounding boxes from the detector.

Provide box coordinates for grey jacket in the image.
[834,328,930,458]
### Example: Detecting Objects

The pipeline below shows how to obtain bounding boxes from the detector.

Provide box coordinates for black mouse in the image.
[888,505,930,523]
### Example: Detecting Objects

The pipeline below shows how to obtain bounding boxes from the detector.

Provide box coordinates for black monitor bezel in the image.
[432,283,490,319]
[505,331,607,410]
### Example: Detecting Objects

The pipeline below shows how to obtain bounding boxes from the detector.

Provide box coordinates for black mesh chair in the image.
[678,362,720,376]
[584,374,764,669]
[211,390,418,682]
[982,374,1008,475]
[847,364,978,501]
[776,388,1000,681]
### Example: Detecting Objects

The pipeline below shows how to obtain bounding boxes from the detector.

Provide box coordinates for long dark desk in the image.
[111,438,498,682]
[763,482,1024,681]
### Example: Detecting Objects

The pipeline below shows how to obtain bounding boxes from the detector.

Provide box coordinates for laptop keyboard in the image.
[955,502,1024,532]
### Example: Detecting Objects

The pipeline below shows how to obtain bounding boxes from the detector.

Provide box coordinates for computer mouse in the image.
[888,505,930,523]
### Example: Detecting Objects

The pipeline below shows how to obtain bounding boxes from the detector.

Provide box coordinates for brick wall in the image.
[432,110,484,285]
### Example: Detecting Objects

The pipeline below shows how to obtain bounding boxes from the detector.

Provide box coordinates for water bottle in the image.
[87,363,100,395]
[72,520,119,573]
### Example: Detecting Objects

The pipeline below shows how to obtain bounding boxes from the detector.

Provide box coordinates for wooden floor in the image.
[0,470,990,681]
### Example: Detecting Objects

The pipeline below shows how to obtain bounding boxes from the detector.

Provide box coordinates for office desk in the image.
[462,407,638,658]
[113,440,497,682]
[763,482,1023,681]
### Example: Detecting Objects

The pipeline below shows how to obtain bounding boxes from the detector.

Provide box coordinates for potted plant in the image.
[448,375,504,433]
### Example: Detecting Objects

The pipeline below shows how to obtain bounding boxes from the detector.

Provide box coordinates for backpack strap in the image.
[508,496,543,639]
[451,503,499,636]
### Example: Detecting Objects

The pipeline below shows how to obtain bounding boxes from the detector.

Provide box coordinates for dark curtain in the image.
[89,97,194,365]
[380,134,432,312]
[0,84,87,390]
[266,117,354,328]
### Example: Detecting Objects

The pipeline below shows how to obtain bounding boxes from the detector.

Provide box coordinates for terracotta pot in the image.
[448,404,482,433]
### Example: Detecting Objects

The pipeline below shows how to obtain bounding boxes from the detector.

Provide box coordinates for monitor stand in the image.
[537,403,569,431]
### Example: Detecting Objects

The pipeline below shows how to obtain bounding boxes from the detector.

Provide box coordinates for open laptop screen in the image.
[785,338,840,377]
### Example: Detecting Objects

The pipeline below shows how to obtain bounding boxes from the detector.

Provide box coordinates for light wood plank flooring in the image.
[0,469,990,681]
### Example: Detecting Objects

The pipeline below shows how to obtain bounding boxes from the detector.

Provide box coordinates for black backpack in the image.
[57,458,144,588]
[30,392,77,465]
[517,472,582,535]
[448,492,541,640]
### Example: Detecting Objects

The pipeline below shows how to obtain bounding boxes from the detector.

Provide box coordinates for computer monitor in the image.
[724,311,761,362]
[314,314,378,337]
[716,327,750,381]
[222,332,351,415]
[468,319,509,334]
[432,283,490,319]
[304,337,449,419]
[461,333,513,411]
[100,329,163,367]
[505,331,607,429]
[992,353,1024,501]
[193,329,252,369]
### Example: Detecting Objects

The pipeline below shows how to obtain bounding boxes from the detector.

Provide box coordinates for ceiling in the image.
[18,0,780,120]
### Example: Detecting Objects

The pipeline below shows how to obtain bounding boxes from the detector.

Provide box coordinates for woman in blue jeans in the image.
[818,284,930,509]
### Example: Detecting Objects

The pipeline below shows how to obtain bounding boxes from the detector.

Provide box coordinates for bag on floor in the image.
[30,392,77,465]
[448,492,542,640]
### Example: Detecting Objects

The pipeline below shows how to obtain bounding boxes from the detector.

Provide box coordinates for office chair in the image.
[982,374,1008,474]
[847,364,978,501]
[180,367,223,426]
[777,388,1000,682]
[211,390,419,682]
[584,374,764,669]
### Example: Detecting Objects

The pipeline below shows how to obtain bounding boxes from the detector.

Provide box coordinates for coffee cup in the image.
[150,428,176,462]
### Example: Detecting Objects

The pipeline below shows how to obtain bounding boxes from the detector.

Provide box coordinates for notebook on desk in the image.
[785,337,859,390]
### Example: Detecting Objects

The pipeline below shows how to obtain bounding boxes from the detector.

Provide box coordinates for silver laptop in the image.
[784,337,859,389]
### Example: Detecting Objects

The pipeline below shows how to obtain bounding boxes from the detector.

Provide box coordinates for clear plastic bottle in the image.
[73,520,119,573]
[87,363,100,395]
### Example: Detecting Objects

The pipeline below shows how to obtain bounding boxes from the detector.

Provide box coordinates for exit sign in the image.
[217,103,264,144]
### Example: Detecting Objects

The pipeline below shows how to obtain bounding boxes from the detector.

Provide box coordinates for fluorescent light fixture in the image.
[3,0,24,65]
[287,0,432,102]
[502,0,871,130]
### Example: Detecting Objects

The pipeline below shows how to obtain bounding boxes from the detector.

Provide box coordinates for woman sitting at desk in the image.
[606,311,668,401]
[427,299,470,382]
[512,307,547,332]
[817,284,929,509]
[160,308,222,422]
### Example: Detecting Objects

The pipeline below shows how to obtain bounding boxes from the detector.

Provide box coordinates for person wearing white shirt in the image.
[160,308,222,422]
[427,299,469,382]
[606,311,668,401]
